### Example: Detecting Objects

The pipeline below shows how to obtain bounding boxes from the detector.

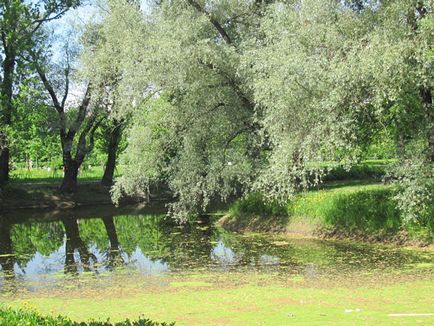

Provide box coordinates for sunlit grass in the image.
[224,183,433,241]
[9,166,124,185]
[3,273,433,326]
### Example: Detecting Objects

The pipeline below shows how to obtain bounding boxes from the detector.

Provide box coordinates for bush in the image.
[0,307,175,326]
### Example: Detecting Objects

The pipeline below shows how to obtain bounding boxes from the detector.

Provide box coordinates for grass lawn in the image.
[8,165,122,185]
[3,270,434,326]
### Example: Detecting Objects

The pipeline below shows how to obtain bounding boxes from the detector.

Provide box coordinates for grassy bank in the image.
[219,182,433,245]
[0,306,174,326]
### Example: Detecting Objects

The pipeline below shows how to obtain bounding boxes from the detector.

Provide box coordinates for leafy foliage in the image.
[3,0,433,226]
[0,306,174,326]
[107,0,433,224]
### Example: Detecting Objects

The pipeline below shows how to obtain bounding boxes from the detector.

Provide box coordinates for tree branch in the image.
[186,0,233,45]
[66,84,92,140]
[61,48,71,109]
[30,51,63,113]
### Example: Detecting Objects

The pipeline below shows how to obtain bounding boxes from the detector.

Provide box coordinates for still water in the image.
[1,205,433,295]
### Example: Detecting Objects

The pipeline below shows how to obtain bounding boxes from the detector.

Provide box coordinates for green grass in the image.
[291,184,399,230]
[228,192,287,219]
[222,192,289,232]
[9,166,113,185]
[0,306,174,326]
[222,183,433,242]
[3,273,434,326]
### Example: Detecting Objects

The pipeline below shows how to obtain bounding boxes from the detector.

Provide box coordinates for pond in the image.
[1,205,434,325]
[1,204,433,290]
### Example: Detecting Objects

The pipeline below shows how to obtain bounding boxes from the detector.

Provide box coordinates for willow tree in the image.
[103,0,432,224]
[81,0,144,187]
[249,0,433,222]
[109,0,272,221]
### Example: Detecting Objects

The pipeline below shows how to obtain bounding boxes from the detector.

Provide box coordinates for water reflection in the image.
[0,205,433,292]
[0,222,14,279]
[62,217,98,275]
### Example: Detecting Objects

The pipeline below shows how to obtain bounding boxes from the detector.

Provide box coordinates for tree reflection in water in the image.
[62,217,97,275]
[101,215,124,270]
[0,219,16,292]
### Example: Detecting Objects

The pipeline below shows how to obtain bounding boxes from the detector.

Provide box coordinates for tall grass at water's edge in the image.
[225,184,433,241]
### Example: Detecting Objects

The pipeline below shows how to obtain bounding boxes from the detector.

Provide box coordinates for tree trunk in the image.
[102,216,120,249]
[0,52,16,186]
[60,159,79,193]
[0,145,9,184]
[420,88,433,163]
[62,217,96,274]
[101,123,122,187]
[102,215,124,268]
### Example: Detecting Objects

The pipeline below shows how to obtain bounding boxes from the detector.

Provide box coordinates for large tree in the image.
[31,56,101,193]
[0,0,81,185]
[30,23,106,193]
[80,0,136,187]
[249,0,433,221]
[110,0,272,221]
[91,0,432,224]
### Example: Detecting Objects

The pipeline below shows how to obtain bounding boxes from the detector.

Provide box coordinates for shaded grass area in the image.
[323,163,388,182]
[220,183,433,244]
[0,183,114,210]
[221,193,290,232]
[0,306,174,326]
[1,161,387,211]
[4,275,434,326]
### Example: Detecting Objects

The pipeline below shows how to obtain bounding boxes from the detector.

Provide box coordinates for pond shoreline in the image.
[218,214,434,249]
[0,182,171,212]
[217,183,434,247]
[1,181,432,248]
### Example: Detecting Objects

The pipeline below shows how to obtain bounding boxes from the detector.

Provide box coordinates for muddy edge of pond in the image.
[217,213,434,249]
